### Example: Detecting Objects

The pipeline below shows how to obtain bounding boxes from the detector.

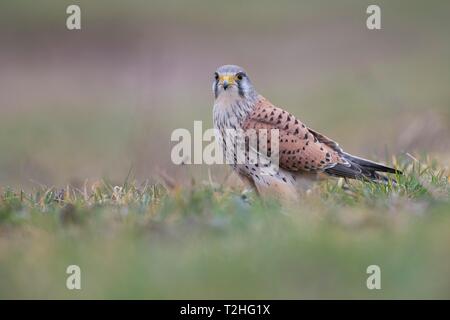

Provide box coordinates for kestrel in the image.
[212,65,401,201]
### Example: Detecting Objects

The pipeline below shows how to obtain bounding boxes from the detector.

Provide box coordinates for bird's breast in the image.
[213,98,254,131]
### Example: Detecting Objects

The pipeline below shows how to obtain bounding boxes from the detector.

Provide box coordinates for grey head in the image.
[212,65,257,100]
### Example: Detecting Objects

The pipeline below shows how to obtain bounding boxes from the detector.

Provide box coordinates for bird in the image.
[212,64,401,201]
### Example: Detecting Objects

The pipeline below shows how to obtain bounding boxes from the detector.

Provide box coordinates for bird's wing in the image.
[305,128,343,154]
[242,96,348,172]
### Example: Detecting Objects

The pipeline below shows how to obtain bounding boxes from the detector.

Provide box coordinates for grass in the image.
[0,155,449,299]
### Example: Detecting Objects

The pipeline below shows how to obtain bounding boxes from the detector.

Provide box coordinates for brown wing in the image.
[306,128,343,154]
[242,96,348,172]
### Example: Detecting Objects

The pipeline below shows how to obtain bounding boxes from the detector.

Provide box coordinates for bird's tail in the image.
[325,153,402,183]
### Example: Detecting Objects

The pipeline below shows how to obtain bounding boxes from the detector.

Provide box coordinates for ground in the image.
[1,156,449,299]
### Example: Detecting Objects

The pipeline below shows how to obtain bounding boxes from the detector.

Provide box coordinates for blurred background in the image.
[1,0,450,300]
[1,0,449,189]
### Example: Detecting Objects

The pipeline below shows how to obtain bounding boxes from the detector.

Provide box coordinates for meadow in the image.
[0,0,449,299]
[0,156,449,299]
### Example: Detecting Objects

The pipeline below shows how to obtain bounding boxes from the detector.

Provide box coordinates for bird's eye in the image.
[214,72,219,81]
[236,72,245,81]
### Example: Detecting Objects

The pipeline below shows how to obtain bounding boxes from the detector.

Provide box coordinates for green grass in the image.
[0,156,449,299]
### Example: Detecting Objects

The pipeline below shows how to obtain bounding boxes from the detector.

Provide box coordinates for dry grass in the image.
[0,155,449,299]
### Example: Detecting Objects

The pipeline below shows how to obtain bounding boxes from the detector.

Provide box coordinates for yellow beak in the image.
[219,74,235,90]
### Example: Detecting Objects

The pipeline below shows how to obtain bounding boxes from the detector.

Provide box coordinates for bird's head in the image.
[212,65,257,102]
